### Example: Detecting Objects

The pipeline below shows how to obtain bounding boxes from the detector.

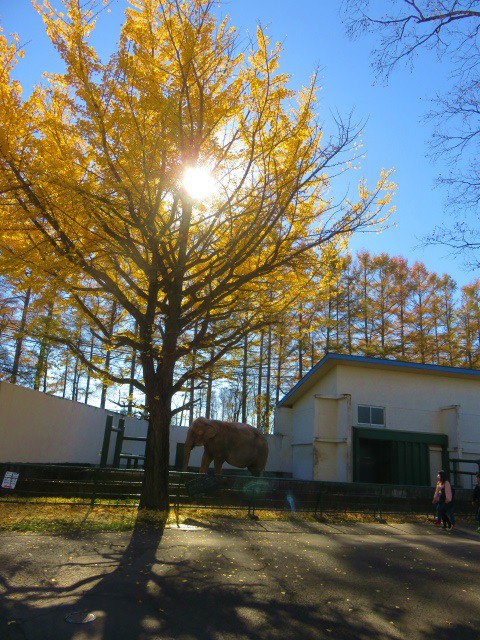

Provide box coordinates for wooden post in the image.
[100,415,113,467]
[112,418,125,468]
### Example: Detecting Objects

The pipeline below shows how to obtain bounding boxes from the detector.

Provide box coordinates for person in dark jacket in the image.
[472,472,480,533]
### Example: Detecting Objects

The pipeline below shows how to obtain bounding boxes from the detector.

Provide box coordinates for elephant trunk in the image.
[183,431,194,471]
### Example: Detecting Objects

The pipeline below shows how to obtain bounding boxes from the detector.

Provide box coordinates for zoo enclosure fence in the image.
[0,462,477,521]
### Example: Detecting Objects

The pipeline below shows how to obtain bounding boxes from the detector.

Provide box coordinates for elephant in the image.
[182,417,268,476]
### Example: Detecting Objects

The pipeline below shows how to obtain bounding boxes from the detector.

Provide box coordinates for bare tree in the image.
[344,0,480,261]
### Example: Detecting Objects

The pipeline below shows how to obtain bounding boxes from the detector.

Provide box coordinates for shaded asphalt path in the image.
[0,519,479,640]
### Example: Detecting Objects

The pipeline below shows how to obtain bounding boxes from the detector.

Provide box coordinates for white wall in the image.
[313,397,341,482]
[274,405,293,439]
[0,382,292,474]
[459,410,480,455]
[6,363,477,483]
[0,382,111,464]
[292,444,313,480]
[264,433,292,474]
[336,364,480,436]
[280,367,346,481]
[334,365,480,460]
[315,397,339,440]
[429,445,443,486]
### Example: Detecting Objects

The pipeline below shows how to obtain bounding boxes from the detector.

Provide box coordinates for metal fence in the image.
[449,457,480,488]
[172,474,475,521]
[0,463,476,522]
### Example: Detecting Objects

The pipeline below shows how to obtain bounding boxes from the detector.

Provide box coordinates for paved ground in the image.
[0,519,479,640]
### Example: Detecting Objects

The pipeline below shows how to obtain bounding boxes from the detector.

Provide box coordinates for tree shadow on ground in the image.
[323,527,480,640]
[1,518,479,640]
[0,519,166,640]
[0,518,403,640]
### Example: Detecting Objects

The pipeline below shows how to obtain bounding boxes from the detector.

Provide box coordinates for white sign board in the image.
[1,471,19,490]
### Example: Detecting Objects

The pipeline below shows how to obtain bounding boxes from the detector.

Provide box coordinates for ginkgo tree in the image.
[0,0,395,511]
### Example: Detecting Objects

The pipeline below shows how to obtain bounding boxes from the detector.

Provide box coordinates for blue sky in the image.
[1,0,474,288]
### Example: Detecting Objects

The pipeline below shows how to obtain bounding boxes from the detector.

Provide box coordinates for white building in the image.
[275,353,480,486]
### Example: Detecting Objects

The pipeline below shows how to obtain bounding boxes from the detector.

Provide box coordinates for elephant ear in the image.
[203,419,218,440]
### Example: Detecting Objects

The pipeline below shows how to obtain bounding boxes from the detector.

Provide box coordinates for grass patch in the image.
[175,508,432,526]
[0,497,475,533]
[0,500,142,533]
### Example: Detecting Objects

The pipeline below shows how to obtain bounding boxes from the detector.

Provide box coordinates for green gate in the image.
[392,440,430,486]
[353,427,449,486]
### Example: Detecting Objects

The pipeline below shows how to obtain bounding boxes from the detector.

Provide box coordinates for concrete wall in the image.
[290,408,314,480]
[0,382,291,474]
[0,382,112,465]
[292,444,313,480]
[311,394,352,483]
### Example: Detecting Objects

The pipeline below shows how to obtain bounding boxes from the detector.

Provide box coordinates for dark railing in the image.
[1,463,476,523]
[100,415,147,468]
[0,463,143,507]
[449,458,480,488]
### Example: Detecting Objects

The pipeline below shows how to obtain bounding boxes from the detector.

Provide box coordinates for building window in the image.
[358,405,385,426]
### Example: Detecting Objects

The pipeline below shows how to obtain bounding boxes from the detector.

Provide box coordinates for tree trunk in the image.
[205,376,212,419]
[346,278,353,355]
[256,330,264,429]
[205,347,214,419]
[100,300,117,409]
[34,299,54,390]
[297,314,303,380]
[84,332,94,404]
[127,321,138,415]
[10,286,31,384]
[263,325,272,432]
[275,332,284,405]
[140,389,172,512]
[42,363,48,392]
[241,335,248,423]
[71,333,82,401]
[72,355,80,401]
[62,353,70,398]
[399,301,406,358]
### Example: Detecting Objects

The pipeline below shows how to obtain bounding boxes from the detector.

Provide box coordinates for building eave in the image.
[277,353,480,409]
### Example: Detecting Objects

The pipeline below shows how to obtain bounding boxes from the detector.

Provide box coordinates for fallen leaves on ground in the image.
[0,497,475,533]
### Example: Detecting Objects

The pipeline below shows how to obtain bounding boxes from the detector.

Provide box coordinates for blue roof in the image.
[277,353,480,408]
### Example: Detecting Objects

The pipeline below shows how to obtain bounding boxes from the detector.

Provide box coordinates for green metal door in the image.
[392,440,430,486]
[358,438,393,484]
[353,427,448,486]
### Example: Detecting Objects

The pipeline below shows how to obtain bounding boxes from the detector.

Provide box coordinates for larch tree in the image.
[368,253,398,358]
[389,256,412,359]
[429,273,458,366]
[0,276,18,377]
[457,280,480,367]
[0,0,394,511]
[354,250,376,355]
[407,262,437,363]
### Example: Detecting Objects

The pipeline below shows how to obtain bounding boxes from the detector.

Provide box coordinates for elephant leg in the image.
[199,450,213,473]
[213,459,224,476]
